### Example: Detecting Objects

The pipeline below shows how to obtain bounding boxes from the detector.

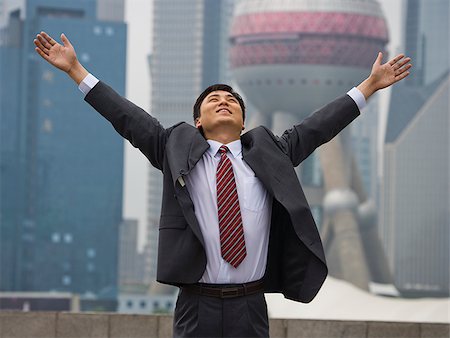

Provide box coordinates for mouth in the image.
[216,108,232,114]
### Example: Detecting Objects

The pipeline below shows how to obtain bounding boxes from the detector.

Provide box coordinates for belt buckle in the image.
[220,287,240,298]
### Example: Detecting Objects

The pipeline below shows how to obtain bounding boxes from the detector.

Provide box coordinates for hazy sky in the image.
[123,0,405,248]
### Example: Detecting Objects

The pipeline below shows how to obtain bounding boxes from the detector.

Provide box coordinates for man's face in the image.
[195,90,244,136]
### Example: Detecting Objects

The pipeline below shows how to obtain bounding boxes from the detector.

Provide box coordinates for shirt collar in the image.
[207,139,242,159]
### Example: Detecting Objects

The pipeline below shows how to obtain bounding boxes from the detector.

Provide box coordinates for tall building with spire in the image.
[382,0,449,297]
[0,0,127,301]
[146,0,234,281]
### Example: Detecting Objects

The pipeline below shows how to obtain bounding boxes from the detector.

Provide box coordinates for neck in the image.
[204,131,240,145]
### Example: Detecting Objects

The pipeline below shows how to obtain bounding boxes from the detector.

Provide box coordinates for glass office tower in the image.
[382,0,449,297]
[0,0,126,300]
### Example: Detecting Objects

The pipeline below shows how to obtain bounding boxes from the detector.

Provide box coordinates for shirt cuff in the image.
[78,73,99,96]
[346,87,367,112]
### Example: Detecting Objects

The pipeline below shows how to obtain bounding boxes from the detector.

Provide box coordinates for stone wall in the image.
[0,312,448,337]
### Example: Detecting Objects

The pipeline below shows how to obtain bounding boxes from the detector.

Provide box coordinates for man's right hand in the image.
[34,32,88,85]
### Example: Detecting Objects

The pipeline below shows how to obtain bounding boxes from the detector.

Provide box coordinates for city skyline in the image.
[3,0,445,300]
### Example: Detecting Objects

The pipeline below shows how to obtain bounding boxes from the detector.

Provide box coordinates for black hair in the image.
[193,84,246,122]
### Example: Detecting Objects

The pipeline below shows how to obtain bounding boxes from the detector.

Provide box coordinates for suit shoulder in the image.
[167,121,196,133]
[244,125,278,142]
[245,125,275,137]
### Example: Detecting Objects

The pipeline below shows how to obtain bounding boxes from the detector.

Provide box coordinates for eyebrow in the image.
[207,93,236,100]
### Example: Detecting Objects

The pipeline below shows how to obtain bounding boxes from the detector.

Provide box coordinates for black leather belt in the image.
[182,279,265,299]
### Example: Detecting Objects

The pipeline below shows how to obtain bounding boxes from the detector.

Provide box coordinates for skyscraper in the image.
[381,0,449,297]
[146,0,234,280]
[404,0,449,87]
[0,0,127,300]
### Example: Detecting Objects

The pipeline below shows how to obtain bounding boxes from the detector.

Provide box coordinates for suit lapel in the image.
[167,124,209,186]
[166,124,209,247]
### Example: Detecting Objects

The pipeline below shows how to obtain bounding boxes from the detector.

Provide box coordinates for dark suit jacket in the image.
[85,81,360,303]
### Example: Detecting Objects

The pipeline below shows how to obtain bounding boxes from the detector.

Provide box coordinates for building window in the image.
[105,27,115,36]
[93,26,102,35]
[42,99,52,108]
[42,70,54,82]
[62,275,71,285]
[126,300,133,308]
[80,53,90,63]
[87,248,96,258]
[63,233,73,243]
[140,300,146,308]
[51,233,61,243]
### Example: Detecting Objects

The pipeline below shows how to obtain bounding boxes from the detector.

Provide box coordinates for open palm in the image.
[34,32,77,73]
[370,52,412,90]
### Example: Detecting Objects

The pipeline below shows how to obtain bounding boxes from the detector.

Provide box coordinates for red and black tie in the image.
[216,145,246,268]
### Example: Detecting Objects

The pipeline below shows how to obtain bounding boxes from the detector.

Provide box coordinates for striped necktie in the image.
[216,145,246,268]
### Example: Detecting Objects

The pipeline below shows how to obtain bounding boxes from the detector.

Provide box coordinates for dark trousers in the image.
[173,288,269,338]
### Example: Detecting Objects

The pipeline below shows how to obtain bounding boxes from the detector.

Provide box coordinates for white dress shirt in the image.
[184,140,272,283]
[78,74,367,284]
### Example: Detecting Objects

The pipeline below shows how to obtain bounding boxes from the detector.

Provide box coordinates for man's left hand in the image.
[357,52,412,100]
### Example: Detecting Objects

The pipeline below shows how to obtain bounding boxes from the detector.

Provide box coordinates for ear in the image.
[242,123,245,131]
[195,118,202,129]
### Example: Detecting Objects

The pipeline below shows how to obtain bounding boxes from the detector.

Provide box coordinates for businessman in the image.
[34,31,411,337]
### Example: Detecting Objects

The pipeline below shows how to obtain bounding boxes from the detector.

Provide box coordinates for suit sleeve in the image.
[84,81,169,170]
[276,94,360,167]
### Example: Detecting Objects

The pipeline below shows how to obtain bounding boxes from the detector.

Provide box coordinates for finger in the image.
[396,63,412,77]
[389,54,405,66]
[35,47,51,62]
[34,38,49,55]
[394,69,410,83]
[61,33,72,48]
[375,52,383,66]
[40,31,57,46]
[37,34,52,49]
[394,57,411,70]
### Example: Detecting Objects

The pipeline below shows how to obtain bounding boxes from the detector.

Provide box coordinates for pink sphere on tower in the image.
[229,0,389,122]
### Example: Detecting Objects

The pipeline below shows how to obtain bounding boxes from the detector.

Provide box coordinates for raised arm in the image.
[34,31,169,170]
[278,52,412,166]
[34,32,88,85]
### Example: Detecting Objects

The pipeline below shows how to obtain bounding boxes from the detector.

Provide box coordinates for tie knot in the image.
[219,145,229,155]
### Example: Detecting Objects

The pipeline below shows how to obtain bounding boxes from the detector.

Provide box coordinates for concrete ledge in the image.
[0,312,56,338]
[0,312,448,338]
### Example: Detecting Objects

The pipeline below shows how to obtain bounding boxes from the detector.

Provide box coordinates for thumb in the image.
[61,33,72,48]
[375,52,383,66]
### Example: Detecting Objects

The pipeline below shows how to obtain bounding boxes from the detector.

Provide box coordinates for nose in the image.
[218,97,229,106]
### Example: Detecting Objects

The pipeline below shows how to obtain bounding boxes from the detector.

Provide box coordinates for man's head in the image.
[193,84,246,140]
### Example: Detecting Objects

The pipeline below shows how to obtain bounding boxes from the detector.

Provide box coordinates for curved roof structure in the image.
[266,276,450,323]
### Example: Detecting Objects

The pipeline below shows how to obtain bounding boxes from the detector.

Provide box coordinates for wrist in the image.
[67,61,88,85]
[357,77,377,101]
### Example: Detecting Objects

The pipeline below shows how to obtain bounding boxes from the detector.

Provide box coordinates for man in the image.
[34,31,411,337]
